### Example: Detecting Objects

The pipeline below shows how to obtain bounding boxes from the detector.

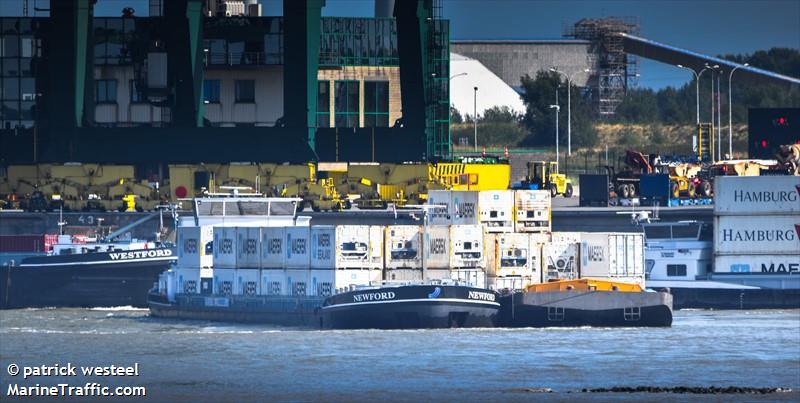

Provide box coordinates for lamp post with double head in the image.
[549,104,560,172]
[728,63,748,157]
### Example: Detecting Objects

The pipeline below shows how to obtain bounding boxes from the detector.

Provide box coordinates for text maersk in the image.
[722,229,796,243]
[109,249,174,260]
[733,189,798,203]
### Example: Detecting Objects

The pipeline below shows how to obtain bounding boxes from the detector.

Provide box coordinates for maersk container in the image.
[422,225,450,269]
[385,268,423,282]
[235,268,260,296]
[479,190,514,233]
[714,176,800,215]
[579,232,645,278]
[714,254,800,274]
[487,233,540,280]
[260,269,286,296]
[261,227,285,269]
[335,225,384,269]
[514,190,551,233]
[285,227,311,268]
[543,242,579,281]
[177,268,201,294]
[177,225,214,269]
[213,227,239,269]
[335,268,381,290]
[385,225,422,269]
[450,190,480,225]
[714,215,800,255]
[309,269,335,297]
[450,224,485,269]
[427,190,453,225]
[236,227,262,269]
[310,226,336,269]
[286,269,310,296]
[212,268,236,295]
[451,269,486,288]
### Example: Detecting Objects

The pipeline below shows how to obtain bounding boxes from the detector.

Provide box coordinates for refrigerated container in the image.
[260,269,286,296]
[714,176,800,215]
[514,190,551,233]
[309,269,335,297]
[479,190,514,233]
[260,227,285,269]
[335,225,384,269]
[177,225,214,268]
[212,267,236,295]
[449,224,485,269]
[451,269,486,288]
[285,227,311,268]
[714,215,800,255]
[385,268,423,282]
[213,227,239,269]
[286,269,310,296]
[335,269,381,290]
[385,225,422,269]
[543,242,579,281]
[487,233,541,279]
[235,268,260,296]
[236,227,262,269]
[177,268,201,294]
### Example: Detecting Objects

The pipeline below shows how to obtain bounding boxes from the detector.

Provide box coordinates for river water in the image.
[1,309,798,402]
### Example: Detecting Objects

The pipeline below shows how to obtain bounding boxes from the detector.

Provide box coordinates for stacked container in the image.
[514,190,551,233]
[579,232,645,286]
[423,225,450,281]
[450,224,486,288]
[177,226,214,269]
[713,177,800,286]
[486,233,543,291]
[385,225,423,282]
[542,242,579,281]
[479,190,514,233]
[427,190,479,225]
[212,227,238,295]
[310,226,336,297]
[334,225,383,290]
[285,227,312,296]
[259,227,286,296]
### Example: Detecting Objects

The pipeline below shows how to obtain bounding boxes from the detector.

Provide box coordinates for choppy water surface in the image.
[1,309,798,401]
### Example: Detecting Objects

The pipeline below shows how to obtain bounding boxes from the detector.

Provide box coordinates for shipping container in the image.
[236,227,261,269]
[451,269,486,288]
[543,242,579,281]
[285,227,311,268]
[309,269,335,297]
[260,269,286,296]
[385,268,423,282]
[0,235,48,253]
[261,227,285,269]
[450,224,485,269]
[450,190,480,225]
[212,268,236,295]
[486,233,541,280]
[310,226,336,269]
[212,227,239,269]
[426,268,451,281]
[385,225,422,269]
[479,190,514,233]
[177,268,201,294]
[235,268,260,296]
[177,226,214,269]
[514,190,551,232]
[427,190,453,225]
[335,269,381,290]
[286,269,310,296]
[490,275,528,292]
[714,254,800,274]
[552,232,582,244]
[579,233,645,278]
[422,225,450,269]
[714,176,800,215]
[714,215,800,255]
[335,225,384,269]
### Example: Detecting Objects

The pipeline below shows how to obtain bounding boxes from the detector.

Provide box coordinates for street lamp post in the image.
[728,63,748,157]
[705,64,720,161]
[550,67,590,156]
[677,64,707,155]
[716,69,723,159]
[549,104,560,171]
[473,86,478,152]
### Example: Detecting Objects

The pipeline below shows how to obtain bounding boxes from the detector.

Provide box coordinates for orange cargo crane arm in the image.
[624,150,653,174]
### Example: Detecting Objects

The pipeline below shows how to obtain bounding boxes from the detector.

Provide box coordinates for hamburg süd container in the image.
[714,215,800,255]
[714,176,800,215]
[479,190,514,233]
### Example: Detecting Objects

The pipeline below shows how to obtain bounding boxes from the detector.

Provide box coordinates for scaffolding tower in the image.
[565,17,639,117]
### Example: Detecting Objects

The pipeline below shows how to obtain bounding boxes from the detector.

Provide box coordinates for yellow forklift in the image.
[520,161,573,197]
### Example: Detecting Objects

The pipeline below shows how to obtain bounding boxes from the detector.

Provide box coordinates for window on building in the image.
[235,80,255,103]
[129,80,144,103]
[364,81,389,127]
[316,81,330,128]
[204,80,221,104]
[334,80,359,127]
[95,80,117,103]
[666,264,687,277]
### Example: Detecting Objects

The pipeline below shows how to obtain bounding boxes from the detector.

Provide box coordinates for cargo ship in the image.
[319,282,500,329]
[1,235,175,308]
[498,279,673,327]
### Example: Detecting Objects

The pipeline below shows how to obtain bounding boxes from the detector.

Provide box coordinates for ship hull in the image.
[0,249,175,309]
[147,293,324,327]
[499,290,673,327]
[649,287,800,310]
[320,285,500,330]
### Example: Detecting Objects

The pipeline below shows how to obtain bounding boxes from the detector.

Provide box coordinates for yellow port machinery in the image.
[522,161,573,197]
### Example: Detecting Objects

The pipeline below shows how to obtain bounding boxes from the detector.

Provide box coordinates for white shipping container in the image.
[286,269,310,296]
[260,227,285,269]
[335,269,381,290]
[427,190,453,225]
[451,269,486,288]
[235,268,260,296]
[579,233,645,278]
[450,191,479,225]
[489,233,540,279]
[213,227,239,269]
[552,232,582,244]
[285,227,311,268]
[490,275,529,292]
[177,226,214,268]
[714,254,800,274]
[543,242,579,281]
[236,227,262,268]
[426,268,451,281]
[450,225,485,269]
[385,268,423,282]
[714,215,800,255]
[259,269,286,296]
[385,225,422,269]
[479,190,514,233]
[714,176,800,215]
[422,225,450,269]
[514,190,551,232]
[309,269,335,297]
[335,225,384,269]
[212,268,236,295]
[177,268,201,294]
[310,226,336,269]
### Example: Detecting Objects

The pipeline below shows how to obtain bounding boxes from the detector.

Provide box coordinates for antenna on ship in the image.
[57,206,67,235]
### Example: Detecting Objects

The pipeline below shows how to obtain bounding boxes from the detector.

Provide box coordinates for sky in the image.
[3,0,798,89]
